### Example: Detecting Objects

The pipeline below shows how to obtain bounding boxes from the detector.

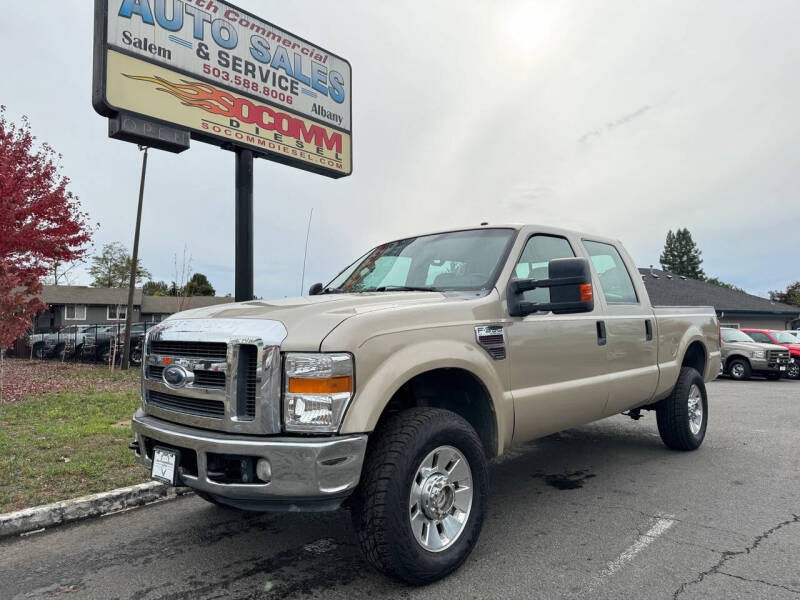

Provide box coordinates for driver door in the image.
[506,233,610,443]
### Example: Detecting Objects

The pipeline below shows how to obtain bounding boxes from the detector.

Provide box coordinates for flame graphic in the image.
[123,74,235,117]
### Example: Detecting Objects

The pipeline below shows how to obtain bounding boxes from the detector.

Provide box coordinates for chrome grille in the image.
[148,391,225,418]
[142,318,287,435]
[768,349,790,362]
[194,370,226,388]
[244,347,257,418]
[149,341,227,360]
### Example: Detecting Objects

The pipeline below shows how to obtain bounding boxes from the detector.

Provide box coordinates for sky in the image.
[2,0,798,298]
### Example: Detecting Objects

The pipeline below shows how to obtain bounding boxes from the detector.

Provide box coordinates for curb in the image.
[0,482,192,540]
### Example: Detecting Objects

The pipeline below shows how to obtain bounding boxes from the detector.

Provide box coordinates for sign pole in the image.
[235,148,254,302]
[121,146,148,370]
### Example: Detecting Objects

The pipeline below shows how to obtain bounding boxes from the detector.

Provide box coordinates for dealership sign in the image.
[93,0,352,177]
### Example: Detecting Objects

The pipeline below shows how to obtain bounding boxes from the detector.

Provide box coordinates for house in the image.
[639,268,800,330]
[34,286,231,332]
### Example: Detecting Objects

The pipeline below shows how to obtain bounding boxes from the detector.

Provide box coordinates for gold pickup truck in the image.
[131,224,721,583]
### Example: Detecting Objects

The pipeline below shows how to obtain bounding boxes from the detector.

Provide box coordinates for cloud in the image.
[3,0,798,299]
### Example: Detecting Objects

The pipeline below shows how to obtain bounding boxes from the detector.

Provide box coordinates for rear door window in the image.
[582,240,638,304]
[746,331,773,343]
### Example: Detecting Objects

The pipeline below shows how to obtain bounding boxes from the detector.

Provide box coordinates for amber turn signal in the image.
[288,376,353,394]
[580,283,593,302]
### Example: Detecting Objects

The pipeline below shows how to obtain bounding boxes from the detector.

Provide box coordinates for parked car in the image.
[720,327,790,380]
[81,324,124,363]
[29,324,95,359]
[118,322,156,365]
[741,329,800,379]
[130,224,721,584]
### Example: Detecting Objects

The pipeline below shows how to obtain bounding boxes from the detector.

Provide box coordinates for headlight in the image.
[751,350,765,359]
[283,353,354,433]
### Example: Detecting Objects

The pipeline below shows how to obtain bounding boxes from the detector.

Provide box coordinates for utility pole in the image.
[300,208,313,295]
[235,148,254,302]
[121,146,148,370]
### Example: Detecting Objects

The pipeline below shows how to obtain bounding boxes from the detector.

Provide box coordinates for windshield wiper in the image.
[372,285,439,292]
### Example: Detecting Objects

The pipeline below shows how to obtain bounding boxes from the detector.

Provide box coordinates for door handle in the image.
[645,319,653,341]
[596,321,607,346]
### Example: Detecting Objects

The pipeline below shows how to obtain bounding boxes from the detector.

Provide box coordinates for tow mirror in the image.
[308,282,324,296]
[507,257,594,316]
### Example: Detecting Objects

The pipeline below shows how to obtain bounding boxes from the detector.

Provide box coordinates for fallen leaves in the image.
[0,359,139,404]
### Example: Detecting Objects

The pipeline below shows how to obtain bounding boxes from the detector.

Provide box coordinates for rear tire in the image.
[657,367,708,451]
[727,358,751,380]
[352,407,488,585]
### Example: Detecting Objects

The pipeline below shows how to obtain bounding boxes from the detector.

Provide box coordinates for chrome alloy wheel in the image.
[788,361,800,379]
[730,362,745,378]
[688,384,704,435]
[408,445,473,552]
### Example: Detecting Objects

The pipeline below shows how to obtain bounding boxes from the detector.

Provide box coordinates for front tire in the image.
[657,367,708,451]
[352,407,488,585]
[727,358,751,380]
[786,361,800,380]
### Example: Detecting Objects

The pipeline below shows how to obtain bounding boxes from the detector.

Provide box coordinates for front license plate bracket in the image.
[151,446,181,485]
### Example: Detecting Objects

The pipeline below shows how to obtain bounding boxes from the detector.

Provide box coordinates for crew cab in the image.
[720,327,790,380]
[741,328,800,379]
[130,225,720,584]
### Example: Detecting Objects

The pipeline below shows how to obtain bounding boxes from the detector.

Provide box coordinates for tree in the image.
[706,276,745,294]
[43,258,82,286]
[88,242,150,287]
[0,107,92,353]
[769,282,800,307]
[143,280,170,296]
[184,273,215,296]
[659,228,705,279]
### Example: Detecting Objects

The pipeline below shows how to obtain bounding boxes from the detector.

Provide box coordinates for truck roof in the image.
[384,224,620,247]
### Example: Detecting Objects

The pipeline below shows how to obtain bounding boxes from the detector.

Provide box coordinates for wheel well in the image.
[682,341,707,375]
[725,354,749,369]
[376,368,498,458]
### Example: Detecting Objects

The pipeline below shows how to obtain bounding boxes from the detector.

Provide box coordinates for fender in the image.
[338,336,512,456]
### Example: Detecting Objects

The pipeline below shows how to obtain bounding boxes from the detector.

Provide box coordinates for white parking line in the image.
[598,515,676,579]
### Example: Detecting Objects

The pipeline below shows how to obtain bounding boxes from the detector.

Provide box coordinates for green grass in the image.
[0,383,148,513]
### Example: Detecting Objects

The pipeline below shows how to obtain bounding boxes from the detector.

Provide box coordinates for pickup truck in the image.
[720,327,791,380]
[741,328,800,379]
[131,225,721,584]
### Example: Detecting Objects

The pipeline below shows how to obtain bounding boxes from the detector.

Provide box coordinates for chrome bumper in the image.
[131,409,367,510]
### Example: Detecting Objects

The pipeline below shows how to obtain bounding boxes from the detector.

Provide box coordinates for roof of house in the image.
[140,295,232,313]
[39,286,231,312]
[40,286,143,305]
[639,268,800,316]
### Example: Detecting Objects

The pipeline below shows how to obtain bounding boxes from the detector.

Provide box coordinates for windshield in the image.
[326,228,515,293]
[775,332,800,344]
[721,328,757,343]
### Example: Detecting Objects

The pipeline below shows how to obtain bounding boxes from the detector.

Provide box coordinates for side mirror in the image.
[308,282,324,296]
[508,257,594,316]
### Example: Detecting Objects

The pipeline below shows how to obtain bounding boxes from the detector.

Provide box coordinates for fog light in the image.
[256,458,272,482]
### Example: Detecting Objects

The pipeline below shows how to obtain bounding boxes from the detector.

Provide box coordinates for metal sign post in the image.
[235,149,254,302]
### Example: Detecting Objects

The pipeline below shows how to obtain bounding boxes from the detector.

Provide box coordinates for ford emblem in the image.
[163,365,190,388]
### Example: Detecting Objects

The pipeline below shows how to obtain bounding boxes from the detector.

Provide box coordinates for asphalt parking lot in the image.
[2,378,799,600]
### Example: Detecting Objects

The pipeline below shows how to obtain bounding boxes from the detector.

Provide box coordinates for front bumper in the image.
[131,409,367,511]
[751,357,790,372]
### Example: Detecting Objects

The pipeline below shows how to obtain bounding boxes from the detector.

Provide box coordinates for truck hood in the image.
[725,341,787,352]
[167,291,456,350]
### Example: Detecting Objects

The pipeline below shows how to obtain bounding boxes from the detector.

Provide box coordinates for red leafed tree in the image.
[0,106,92,351]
